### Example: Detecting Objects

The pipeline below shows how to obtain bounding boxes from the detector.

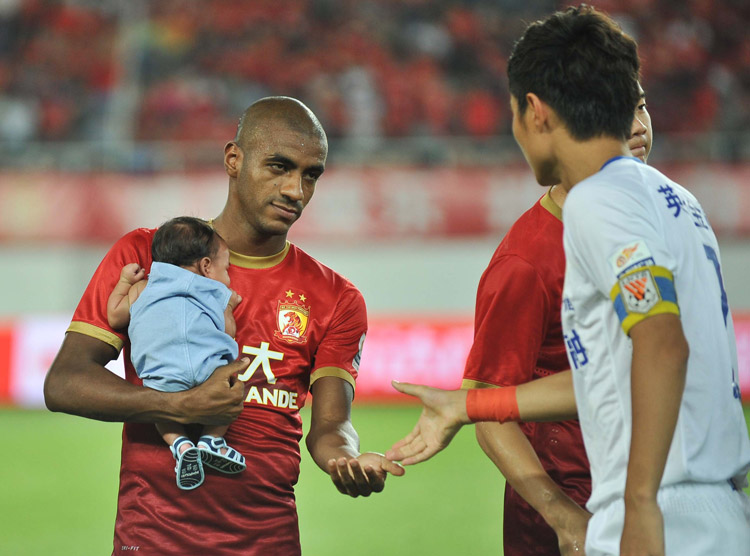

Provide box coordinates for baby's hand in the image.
[120,263,146,285]
[228,290,242,311]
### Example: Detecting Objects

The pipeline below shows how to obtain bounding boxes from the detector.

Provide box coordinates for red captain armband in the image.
[465,386,520,423]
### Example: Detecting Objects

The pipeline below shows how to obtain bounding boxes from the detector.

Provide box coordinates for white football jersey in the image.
[562,156,750,513]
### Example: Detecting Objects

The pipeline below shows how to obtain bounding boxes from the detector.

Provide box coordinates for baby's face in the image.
[205,242,231,287]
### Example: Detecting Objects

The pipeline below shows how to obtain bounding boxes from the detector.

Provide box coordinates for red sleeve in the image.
[68,228,154,352]
[462,254,550,388]
[310,282,367,390]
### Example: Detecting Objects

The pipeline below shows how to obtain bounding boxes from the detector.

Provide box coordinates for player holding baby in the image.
[107,215,245,490]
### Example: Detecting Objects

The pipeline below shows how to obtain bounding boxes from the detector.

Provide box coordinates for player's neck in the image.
[549,184,567,208]
[211,213,288,257]
[556,136,631,193]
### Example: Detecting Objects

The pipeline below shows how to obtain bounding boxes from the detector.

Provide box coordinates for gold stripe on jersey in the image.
[609,265,680,335]
[68,321,124,351]
[540,187,563,221]
[229,242,290,269]
[461,378,499,390]
[310,366,356,391]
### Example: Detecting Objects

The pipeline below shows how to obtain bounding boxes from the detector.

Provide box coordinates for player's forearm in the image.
[517,370,577,421]
[306,376,361,470]
[45,363,184,423]
[468,371,577,424]
[625,315,688,504]
[476,421,587,530]
[45,332,197,424]
[306,419,360,471]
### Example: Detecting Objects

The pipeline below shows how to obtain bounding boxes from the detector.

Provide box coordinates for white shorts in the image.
[585,481,750,556]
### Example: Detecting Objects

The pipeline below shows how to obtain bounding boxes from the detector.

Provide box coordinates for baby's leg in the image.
[157,422,205,490]
[156,422,191,453]
[202,425,230,451]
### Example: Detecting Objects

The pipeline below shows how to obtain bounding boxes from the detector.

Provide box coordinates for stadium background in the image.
[1,0,749,554]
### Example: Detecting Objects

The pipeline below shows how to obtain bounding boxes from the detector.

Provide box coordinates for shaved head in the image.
[234,96,327,152]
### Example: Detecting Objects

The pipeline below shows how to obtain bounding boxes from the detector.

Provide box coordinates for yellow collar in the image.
[229,242,290,269]
[540,187,563,221]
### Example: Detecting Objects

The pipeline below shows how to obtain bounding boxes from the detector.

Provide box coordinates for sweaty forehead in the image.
[246,124,327,162]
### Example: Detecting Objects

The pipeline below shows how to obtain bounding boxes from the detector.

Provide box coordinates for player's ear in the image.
[526,93,553,133]
[224,142,242,178]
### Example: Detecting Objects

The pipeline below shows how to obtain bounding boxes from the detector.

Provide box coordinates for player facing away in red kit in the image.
[44,96,404,556]
[461,89,652,556]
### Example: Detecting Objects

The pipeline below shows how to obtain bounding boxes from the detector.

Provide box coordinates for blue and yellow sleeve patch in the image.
[609,265,679,335]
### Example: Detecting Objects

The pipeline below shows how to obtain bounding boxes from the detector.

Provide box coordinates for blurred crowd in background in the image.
[0,0,748,167]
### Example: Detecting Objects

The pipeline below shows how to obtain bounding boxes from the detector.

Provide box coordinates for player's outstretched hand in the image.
[385,381,470,465]
[178,358,249,425]
[326,452,405,498]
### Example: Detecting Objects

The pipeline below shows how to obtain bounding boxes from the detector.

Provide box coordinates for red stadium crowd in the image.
[0,0,748,149]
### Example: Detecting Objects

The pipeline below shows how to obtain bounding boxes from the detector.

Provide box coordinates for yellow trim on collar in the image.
[540,188,563,221]
[229,242,290,269]
[67,322,124,352]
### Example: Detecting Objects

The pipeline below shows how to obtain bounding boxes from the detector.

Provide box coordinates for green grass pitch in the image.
[1,405,748,555]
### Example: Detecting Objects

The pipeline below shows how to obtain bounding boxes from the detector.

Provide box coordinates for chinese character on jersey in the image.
[564,329,589,370]
[686,200,709,230]
[658,184,684,218]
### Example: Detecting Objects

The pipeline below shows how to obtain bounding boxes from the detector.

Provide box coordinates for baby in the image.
[108,216,244,490]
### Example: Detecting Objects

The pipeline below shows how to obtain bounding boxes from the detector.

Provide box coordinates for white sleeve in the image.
[564,181,680,333]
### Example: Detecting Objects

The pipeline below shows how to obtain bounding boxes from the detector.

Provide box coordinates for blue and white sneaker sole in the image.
[175,447,204,490]
[199,448,246,474]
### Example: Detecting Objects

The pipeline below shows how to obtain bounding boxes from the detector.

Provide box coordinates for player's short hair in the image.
[507,4,640,141]
[152,216,223,267]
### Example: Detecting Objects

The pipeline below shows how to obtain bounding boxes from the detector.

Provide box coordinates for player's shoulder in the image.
[494,194,563,262]
[567,157,661,217]
[289,243,361,294]
[114,227,156,248]
[105,227,155,263]
[513,193,561,232]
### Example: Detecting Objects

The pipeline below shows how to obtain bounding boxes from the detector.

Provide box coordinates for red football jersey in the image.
[69,228,367,556]
[462,191,591,556]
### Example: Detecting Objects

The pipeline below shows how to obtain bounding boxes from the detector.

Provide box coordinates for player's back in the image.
[562,157,750,511]
[632,165,750,487]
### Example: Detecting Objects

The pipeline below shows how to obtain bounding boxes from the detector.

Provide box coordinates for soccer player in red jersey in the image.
[44,97,404,556]
[460,93,652,556]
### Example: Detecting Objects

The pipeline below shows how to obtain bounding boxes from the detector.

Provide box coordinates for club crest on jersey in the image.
[274,301,310,344]
[609,239,655,277]
[619,269,660,313]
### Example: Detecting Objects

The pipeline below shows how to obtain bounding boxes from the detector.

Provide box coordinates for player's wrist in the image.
[451,389,471,424]
[623,483,659,507]
[542,491,589,532]
[164,389,197,424]
[465,386,520,423]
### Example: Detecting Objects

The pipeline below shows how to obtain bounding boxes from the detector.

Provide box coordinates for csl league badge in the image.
[274,299,310,344]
